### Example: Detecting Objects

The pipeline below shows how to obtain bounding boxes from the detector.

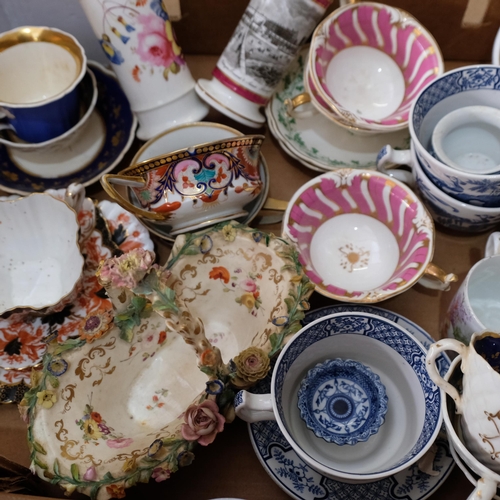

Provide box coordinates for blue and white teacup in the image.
[377,65,500,208]
[378,143,500,233]
[234,312,442,483]
[0,26,87,143]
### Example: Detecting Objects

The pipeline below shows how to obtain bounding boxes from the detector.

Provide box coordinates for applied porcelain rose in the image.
[0,194,84,315]
[78,0,208,140]
[282,169,456,303]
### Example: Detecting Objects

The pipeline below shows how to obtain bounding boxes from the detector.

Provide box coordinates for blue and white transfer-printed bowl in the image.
[234,311,443,483]
[411,65,500,207]
[297,358,388,446]
[379,65,500,208]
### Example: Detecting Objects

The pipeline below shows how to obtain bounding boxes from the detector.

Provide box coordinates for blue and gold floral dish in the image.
[0,61,136,195]
[297,358,388,446]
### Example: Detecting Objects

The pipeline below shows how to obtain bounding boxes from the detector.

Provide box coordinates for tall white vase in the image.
[79,0,208,140]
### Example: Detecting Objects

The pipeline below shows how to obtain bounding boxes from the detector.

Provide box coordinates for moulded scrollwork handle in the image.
[467,476,498,500]
[376,145,415,186]
[101,174,167,221]
[426,339,465,414]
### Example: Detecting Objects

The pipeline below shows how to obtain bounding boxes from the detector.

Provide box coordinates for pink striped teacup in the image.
[282,169,456,303]
[289,2,444,134]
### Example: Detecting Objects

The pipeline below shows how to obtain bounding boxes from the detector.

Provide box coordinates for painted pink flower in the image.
[240,278,257,293]
[83,466,97,481]
[136,14,176,67]
[181,400,225,446]
[106,437,133,449]
[152,467,171,482]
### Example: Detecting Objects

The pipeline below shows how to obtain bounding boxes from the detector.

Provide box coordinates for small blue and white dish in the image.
[297,358,388,446]
[0,61,136,195]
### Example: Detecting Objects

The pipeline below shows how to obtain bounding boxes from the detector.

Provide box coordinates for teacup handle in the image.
[418,263,458,291]
[467,477,498,500]
[426,338,466,413]
[234,390,276,423]
[376,145,415,186]
[101,174,166,221]
[485,231,500,258]
[285,93,317,119]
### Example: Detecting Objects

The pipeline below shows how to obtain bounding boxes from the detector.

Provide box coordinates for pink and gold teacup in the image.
[102,134,264,235]
[282,169,456,303]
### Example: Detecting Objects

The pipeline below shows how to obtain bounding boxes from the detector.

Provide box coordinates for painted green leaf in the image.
[34,458,48,470]
[53,459,60,475]
[33,441,47,455]
[70,463,80,481]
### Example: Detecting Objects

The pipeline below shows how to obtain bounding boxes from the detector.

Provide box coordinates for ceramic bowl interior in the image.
[31,315,208,475]
[274,312,441,481]
[0,67,98,151]
[311,2,443,130]
[283,169,434,303]
[0,193,83,315]
[165,223,307,363]
[411,65,500,181]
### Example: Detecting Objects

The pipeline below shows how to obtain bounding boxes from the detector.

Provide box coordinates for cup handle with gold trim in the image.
[100,174,167,221]
[426,338,465,413]
[417,263,458,291]
[285,92,317,119]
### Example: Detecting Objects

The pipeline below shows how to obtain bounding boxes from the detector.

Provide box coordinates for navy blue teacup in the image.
[0,26,87,143]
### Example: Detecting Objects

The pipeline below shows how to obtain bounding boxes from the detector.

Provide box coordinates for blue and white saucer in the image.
[248,304,453,500]
[0,61,136,195]
[298,358,388,446]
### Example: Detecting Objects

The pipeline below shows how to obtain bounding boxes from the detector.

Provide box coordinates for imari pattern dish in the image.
[297,358,388,446]
[102,135,264,234]
[266,48,410,172]
[0,194,84,316]
[0,61,136,195]
[309,2,443,132]
[125,122,270,243]
[283,169,456,303]
[248,303,453,500]
[0,191,152,403]
[24,223,312,499]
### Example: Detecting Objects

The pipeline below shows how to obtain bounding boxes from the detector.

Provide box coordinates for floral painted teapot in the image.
[23,224,313,499]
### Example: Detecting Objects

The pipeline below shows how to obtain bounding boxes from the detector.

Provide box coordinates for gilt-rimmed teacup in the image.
[282,169,456,303]
[288,2,443,134]
[0,26,87,143]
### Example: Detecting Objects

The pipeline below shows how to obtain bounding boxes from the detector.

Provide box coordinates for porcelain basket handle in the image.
[426,338,466,413]
[234,390,275,423]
